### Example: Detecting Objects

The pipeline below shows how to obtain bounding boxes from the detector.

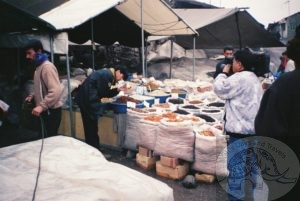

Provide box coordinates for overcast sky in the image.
[197,0,300,27]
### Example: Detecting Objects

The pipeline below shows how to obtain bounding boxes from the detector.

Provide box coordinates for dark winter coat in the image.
[255,69,300,137]
[76,68,119,118]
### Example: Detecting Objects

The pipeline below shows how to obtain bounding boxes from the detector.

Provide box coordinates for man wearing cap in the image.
[75,65,128,149]
[24,39,62,137]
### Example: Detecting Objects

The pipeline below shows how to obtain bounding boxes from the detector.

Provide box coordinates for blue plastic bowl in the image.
[144,98,155,107]
[178,93,187,99]
[130,95,155,107]
[110,102,144,114]
[153,94,171,103]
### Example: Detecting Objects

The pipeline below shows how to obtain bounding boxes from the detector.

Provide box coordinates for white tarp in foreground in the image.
[0,136,173,201]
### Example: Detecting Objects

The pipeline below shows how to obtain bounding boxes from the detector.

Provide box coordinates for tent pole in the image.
[193,36,196,81]
[235,12,242,49]
[141,0,145,77]
[50,34,54,62]
[66,53,75,137]
[169,39,174,79]
[91,19,95,71]
[145,36,148,78]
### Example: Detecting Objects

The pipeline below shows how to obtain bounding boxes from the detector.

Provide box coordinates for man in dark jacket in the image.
[255,26,300,201]
[214,46,234,78]
[76,66,128,149]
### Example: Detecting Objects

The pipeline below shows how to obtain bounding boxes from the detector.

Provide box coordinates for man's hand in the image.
[118,83,129,93]
[223,64,231,74]
[25,95,33,103]
[32,106,43,117]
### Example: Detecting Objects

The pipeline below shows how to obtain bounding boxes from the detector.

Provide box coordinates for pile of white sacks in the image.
[122,78,228,177]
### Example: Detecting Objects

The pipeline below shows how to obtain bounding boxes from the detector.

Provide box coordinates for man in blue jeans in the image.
[214,50,263,200]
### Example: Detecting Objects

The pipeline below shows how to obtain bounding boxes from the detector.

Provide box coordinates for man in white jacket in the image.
[214,49,263,201]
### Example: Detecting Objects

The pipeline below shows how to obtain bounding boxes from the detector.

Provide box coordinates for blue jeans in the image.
[227,135,260,201]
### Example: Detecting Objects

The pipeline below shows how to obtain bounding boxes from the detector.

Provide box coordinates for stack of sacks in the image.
[154,113,195,162]
[192,124,228,176]
[123,108,156,151]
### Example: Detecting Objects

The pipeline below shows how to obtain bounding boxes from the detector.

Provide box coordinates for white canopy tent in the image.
[116,0,198,78]
[39,0,124,30]
[173,8,283,49]
[174,8,239,30]
[2,0,197,135]
[116,0,197,36]
[36,0,197,77]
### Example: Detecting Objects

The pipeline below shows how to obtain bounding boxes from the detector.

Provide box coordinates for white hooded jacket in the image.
[214,71,263,134]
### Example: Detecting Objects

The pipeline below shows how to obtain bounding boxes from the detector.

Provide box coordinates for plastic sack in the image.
[192,124,228,176]
[154,123,195,162]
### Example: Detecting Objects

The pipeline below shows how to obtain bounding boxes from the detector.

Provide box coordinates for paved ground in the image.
[102,147,229,201]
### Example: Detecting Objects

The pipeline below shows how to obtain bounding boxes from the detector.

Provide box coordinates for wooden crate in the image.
[156,161,189,180]
[138,146,154,157]
[136,153,157,171]
[160,156,180,168]
[195,173,216,183]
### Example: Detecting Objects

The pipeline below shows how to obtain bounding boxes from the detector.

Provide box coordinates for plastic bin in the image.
[110,102,144,114]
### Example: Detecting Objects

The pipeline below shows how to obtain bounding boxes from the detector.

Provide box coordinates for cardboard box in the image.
[160,155,180,168]
[138,146,153,157]
[156,161,189,180]
[136,153,157,171]
[58,109,85,139]
[195,173,216,183]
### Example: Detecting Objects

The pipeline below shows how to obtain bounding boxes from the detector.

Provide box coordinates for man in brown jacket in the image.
[24,39,62,137]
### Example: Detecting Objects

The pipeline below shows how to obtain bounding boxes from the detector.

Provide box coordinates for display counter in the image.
[58,108,126,149]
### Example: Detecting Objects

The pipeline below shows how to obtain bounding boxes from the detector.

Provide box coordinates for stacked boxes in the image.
[136,146,157,170]
[156,156,189,180]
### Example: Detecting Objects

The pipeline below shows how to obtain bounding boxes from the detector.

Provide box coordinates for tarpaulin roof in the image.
[0,1,55,34]
[2,0,124,30]
[171,0,217,9]
[174,8,284,49]
[67,8,147,47]
[2,0,197,47]
[116,0,197,36]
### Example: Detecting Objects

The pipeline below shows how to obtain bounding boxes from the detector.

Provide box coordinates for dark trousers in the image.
[80,108,100,149]
[40,108,62,137]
